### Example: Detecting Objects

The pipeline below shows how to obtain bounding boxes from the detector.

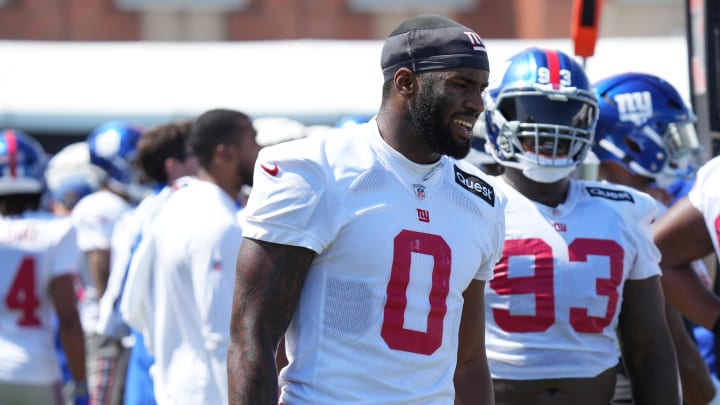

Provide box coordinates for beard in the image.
[408,79,471,159]
[236,160,254,188]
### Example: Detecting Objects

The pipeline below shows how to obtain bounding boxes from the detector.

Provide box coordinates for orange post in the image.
[571,0,604,59]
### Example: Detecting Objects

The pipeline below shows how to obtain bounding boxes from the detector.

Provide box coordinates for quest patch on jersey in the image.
[454,165,494,206]
[586,186,635,203]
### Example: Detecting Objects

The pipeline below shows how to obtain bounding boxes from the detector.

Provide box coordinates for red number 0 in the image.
[5,257,42,327]
[381,230,451,355]
[490,238,623,333]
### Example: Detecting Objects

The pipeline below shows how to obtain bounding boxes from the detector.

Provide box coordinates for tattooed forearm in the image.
[228,238,315,405]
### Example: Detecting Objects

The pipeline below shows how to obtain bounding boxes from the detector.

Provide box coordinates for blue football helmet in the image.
[334,115,373,129]
[592,72,700,188]
[484,47,599,182]
[0,129,47,195]
[86,121,148,201]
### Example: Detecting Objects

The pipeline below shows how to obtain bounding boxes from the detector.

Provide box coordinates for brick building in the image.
[0,0,684,42]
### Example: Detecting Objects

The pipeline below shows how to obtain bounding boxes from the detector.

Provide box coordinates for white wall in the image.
[0,37,690,133]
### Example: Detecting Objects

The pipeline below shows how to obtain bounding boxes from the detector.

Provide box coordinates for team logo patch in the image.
[413,184,426,200]
[586,186,635,203]
[417,208,430,223]
[454,165,494,206]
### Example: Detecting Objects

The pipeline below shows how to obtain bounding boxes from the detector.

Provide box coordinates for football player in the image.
[122,109,259,404]
[653,146,720,400]
[71,121,146,405]
[483,48,680,404]
[96,120,199,405]
[229,15,506,405]
[0,129,88,405]
[592,72,720,405]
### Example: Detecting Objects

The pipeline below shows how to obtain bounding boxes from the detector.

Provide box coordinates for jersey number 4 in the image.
[4,257,42,327]
[491,238,623,333]
[381,230,451,356]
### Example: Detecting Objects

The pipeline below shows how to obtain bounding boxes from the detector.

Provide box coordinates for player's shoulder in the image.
[262,123,372,160]
[21,211,75,240]
[257,122,377,181]
[23,210,71,225]
[72,189,131,219]
[164,180,235,219]
[577,179,656,217]
[695,156,720,190]
[449,157,507,210]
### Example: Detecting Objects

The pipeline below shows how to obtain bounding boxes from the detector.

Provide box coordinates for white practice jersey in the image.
[689,156,720,257]
[123,179,240,405]
[242,119,507,404]
[485,178,661,380]
[71,189,132,331]
[98,178,196,338]
[0,213,80,384]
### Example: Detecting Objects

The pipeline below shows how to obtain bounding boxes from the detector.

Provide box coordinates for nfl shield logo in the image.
[413,184,426,200]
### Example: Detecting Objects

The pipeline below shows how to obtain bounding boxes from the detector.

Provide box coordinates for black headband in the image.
[380,17,490,82]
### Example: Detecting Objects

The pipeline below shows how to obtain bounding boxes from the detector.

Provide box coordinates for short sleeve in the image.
[242,139,340,254]
[627,191,662,280]
[50,220,81,277]
[688,156,720,254]
[71,192,131,251]
[688,156,720,215]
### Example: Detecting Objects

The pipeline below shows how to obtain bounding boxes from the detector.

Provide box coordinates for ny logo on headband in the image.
[463,31,486,52]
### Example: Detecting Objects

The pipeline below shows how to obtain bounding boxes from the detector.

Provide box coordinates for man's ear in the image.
[164,157,182,181]
[216,144,237,164]
[393,68,416,96]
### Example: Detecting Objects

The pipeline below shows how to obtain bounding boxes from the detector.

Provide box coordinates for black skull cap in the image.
[380,15,490,82]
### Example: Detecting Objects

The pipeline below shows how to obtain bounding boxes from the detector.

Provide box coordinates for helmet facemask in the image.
[598,117,701,188]
[653,120,701,188]
[487,86,598,183]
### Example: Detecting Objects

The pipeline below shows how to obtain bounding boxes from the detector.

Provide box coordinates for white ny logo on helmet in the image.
[614,91,653,126]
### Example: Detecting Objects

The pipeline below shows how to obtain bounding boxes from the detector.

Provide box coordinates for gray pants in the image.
[86,333,129,405]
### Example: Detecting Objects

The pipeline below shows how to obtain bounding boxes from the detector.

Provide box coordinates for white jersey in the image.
[0,213,80,384]
[97,179,195,338]
[122,179,240,405]
[242,119,507,404]
[119,177,197,350]
[485,178,661,380]
[689,156,720,257]
[72,189,132,252]
[71,189,132,332]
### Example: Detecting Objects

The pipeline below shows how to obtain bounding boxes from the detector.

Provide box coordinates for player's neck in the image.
[197,170,241,203]
[376,111,440,165]
[502,168,570,208]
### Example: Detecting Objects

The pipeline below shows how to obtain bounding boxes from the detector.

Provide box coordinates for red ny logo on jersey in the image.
[417,208,430,223]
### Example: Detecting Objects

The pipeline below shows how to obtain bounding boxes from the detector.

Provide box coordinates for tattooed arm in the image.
[228,238,315,405]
